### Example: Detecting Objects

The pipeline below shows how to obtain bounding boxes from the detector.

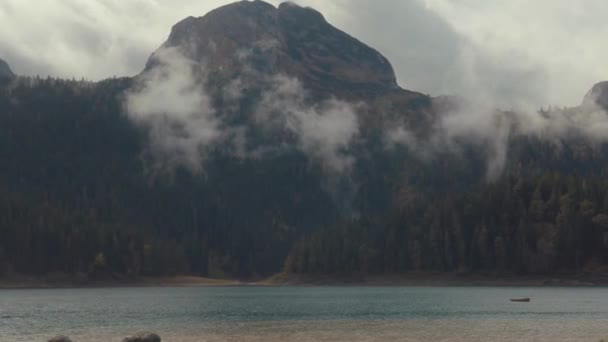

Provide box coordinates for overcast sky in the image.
[0,0,606,107]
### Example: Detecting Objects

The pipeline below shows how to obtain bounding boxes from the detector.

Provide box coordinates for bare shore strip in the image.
[2,271,608,289]
[0,275,241,289]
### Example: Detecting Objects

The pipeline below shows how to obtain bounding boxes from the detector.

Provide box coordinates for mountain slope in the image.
[1,1,608,281]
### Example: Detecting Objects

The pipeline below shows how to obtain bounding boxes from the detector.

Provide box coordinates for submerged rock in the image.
[123,332,161,342]
[48,336,72,342]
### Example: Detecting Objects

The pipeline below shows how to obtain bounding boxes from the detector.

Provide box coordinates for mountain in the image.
[583,81,608,110]
[1,1,608,282]
[151,0,400,97]
[0,58,13,79]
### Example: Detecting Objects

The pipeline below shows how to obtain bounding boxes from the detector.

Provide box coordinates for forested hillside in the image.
[0,76,340,278]
[1,0,608,281]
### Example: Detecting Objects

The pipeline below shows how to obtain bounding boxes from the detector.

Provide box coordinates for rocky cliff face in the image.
[146,0,401,98]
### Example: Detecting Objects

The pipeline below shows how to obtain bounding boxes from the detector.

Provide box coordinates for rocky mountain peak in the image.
[277,1,326,26]
[146,0,399,97]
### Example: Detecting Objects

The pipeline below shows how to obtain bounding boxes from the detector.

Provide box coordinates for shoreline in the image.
[265,272,608,287]
[2,272,608,289]
[0,275,243,290]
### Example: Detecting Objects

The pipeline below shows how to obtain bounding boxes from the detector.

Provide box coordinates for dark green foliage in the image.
[285,173,608,275]
[0,77,337,278]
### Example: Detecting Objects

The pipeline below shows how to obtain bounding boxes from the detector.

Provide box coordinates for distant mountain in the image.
[1,1,608,281]
[583,81,608,110]
[0,58,13,79]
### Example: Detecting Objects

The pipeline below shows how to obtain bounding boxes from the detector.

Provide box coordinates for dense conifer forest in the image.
[1,75,608,280]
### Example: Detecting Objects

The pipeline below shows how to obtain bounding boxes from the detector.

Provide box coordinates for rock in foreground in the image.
[123,332,161,342]
[48,336,72,342]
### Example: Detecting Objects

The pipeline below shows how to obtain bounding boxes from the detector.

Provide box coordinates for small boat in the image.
[510,297,531,302]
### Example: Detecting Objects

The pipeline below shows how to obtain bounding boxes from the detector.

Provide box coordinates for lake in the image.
[1,286,606,341]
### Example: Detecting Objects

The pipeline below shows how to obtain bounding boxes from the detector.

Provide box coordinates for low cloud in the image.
[256,75,360,174]
[126,48,359,176]
[126,47,222,175]
[434,102,515,181]
[387,96,608,181]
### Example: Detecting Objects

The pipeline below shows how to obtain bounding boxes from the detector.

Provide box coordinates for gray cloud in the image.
[0,0,230,79]
[424,0,608,106]
[296,0,549,110]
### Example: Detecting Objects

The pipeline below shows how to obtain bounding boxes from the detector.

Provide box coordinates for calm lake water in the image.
[0,286,606,341]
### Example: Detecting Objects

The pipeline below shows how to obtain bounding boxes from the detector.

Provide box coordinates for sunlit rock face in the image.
[145,0,399,98]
